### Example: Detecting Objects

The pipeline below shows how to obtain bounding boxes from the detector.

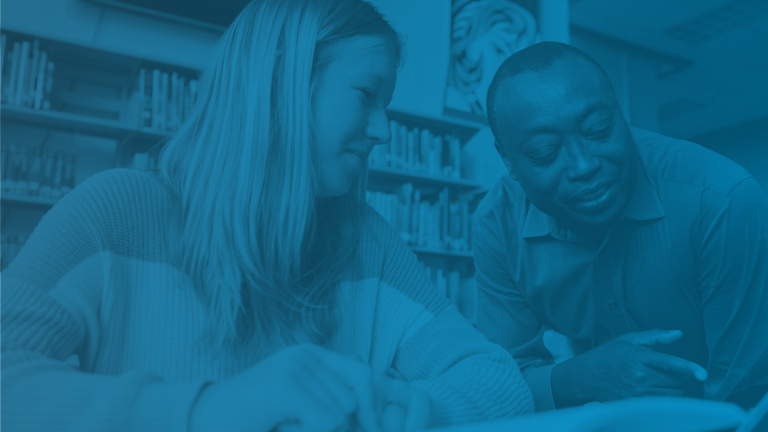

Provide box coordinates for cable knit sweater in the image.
[1,168,533,431]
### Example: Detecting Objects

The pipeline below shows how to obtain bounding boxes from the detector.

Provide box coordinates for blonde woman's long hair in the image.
[158,0,403,351]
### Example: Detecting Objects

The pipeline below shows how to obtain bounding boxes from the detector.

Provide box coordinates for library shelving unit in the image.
[1,25,488,321]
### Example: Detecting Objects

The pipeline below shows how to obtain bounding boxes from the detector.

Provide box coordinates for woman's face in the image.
[313,36,397,197]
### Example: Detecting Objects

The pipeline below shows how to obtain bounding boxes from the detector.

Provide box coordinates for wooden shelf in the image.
[1,194,58,210]
[386,109,486,144]
[368,166,483,191]
[1,104,168,142]
[409,246,474,259]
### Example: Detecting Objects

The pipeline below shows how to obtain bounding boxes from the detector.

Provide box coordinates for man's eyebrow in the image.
[576,100,612,123]
[519,100,612,138]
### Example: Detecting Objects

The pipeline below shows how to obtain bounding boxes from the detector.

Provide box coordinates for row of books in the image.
[422,264,477,323]
[366,184,473,251]
[133,68,199,131]
[368,120,463,179]
[1,145,77,199]
[1,33,54,109]
[1,234,27,271]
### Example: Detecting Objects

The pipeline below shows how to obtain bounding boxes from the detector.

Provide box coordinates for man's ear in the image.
[494,140,517,181]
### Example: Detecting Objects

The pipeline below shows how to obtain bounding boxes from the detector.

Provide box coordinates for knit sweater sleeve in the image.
[366,208,534,426]
[1,170,208,432]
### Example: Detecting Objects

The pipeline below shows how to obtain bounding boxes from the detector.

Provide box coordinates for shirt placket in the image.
[596,221,632,339]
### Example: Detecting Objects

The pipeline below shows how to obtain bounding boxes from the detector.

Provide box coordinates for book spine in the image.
[189,79,198,109]
[27,40,39,107]
[51,152,64,199]
[2,45,12,103]
[33,50,47,109]
[0,33,6,78]
[3,145,15,193]
[39,150,55,198]
[151,69,161,129]
[15,41,30,106]
[61,154,75,195]
[406,128,416,170]
[452,136,461,178]
[178,75,185,125]
[27,148,42,194]
[170,71,178,130]
[411,189,420,243]
[9,43,21,105]
[137,68,145,127]
[43,60,54,109]
[160,72,169,130]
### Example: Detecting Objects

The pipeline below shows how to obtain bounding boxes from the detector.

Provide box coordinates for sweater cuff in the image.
[133,379,210,432]
[524,365,556,412]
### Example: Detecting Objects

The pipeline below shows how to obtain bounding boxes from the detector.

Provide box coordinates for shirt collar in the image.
[623,165,666,221]
[521,166,665,239]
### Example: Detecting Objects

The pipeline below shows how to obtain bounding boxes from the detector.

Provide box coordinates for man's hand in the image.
[551,329,708,408]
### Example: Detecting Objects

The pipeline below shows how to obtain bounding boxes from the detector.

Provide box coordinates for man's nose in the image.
[564,142,601,182]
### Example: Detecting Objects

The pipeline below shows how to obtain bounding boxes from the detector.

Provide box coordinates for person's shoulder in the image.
[474,173,525,226]
[52,168,172,231]
[631,127,752,196]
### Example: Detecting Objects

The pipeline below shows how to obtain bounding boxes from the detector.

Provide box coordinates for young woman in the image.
[1,0,534,430]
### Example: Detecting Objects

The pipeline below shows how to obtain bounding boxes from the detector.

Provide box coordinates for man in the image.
[475,41,768,412]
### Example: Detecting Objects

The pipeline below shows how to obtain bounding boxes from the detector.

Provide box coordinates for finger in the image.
[303,345,381,432]
[382,378,413,408]
[382,403,407,432]
[624,329,683,347]
[403,388,432,432]
[642,352,708,381]
[297,355,357,417]
[291,377,351,432]
[638,367,691,389]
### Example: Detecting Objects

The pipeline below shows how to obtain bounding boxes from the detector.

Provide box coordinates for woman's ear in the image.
[494,140,517,181]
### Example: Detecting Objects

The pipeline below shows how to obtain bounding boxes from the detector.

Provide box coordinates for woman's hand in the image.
[374,375,433,432]
[191,344,382,432]
[190,344,433,432]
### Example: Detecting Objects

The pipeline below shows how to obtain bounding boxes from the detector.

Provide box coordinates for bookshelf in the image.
[368,166,483,191]
[2,104,167,142]
[0,26,487,321]
[1,194,59,210]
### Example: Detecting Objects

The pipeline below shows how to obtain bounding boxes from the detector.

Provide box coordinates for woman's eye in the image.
[358,89,375,104]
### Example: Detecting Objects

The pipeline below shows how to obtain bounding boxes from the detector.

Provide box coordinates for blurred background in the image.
[2,0,766,322]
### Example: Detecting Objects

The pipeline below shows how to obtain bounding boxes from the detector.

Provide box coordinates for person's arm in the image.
[472,215,558,412]
[698,177,768,402]
[369,211,534,426]
[1,171,208,431]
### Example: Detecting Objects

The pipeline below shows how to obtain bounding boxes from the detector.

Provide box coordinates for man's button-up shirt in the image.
[474,127,768,411]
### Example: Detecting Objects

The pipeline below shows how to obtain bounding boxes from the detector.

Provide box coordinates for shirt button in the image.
[609,301,617,310]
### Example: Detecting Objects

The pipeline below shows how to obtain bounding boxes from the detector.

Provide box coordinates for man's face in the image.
[493,56,638,240]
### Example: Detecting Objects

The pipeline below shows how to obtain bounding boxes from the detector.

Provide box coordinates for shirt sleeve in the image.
[1,171,208,431]
[473,213,558,412]
[699,177,768,401]
[368,211,534,426]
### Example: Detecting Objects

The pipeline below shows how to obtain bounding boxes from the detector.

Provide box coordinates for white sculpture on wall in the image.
[445,0,539,121]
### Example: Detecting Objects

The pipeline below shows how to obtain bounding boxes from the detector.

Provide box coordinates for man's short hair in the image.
[486,41,614,140]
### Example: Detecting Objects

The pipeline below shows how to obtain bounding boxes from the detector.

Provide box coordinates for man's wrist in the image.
[551,357,589,409]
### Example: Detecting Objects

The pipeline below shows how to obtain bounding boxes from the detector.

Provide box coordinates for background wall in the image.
[690,115,768,190]
[3,0,765,193]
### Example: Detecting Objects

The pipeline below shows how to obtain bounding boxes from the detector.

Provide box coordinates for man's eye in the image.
[531,149,559,164]
[586,120,614,139]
